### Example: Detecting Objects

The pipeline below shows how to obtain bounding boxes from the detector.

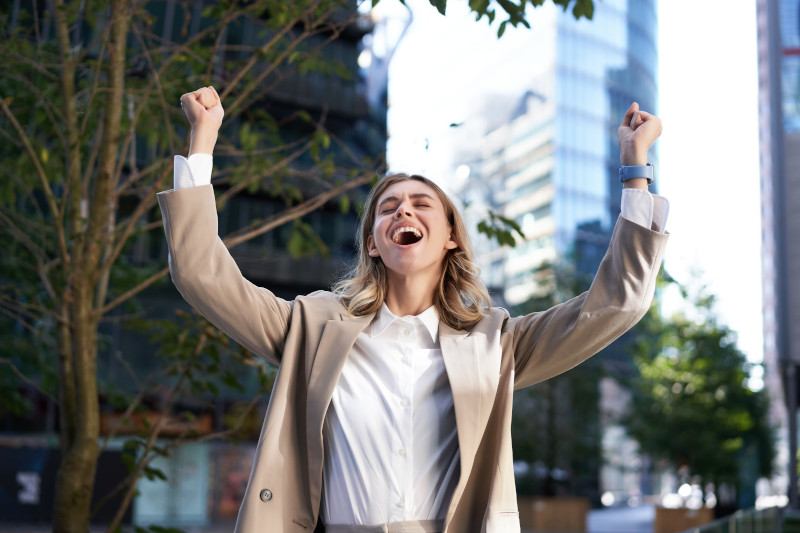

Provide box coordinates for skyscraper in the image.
[461,0,658,305]
[756,0,800,505]
[451,0,659,502]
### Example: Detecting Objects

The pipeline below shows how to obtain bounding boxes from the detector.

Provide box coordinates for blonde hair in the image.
[333,173,491,330]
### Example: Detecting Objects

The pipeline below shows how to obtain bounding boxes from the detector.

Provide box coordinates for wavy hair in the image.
[333,173,491,330]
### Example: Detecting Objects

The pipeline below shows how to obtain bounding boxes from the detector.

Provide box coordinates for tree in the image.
[1,1,385,531]
[0,1,596,531]
[511,261,605,498]
[623,276,775,507]
[419,0,595,37]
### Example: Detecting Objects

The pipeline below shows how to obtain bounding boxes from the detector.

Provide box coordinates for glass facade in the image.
[553,0,658,275]
[780,0,800,130]
[467,0,659,305]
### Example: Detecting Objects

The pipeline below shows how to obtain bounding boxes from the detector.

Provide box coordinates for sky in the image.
[378,0,764,373]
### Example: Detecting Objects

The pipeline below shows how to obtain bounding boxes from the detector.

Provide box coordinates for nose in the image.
[394,200,413,218]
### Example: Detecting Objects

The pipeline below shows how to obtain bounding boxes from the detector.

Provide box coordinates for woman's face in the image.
[367,180,458,279]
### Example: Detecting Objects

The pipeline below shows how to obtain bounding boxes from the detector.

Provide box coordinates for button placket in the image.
[398,327,414,521]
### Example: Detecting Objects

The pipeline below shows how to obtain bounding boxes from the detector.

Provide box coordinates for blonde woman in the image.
[159,86,668,533]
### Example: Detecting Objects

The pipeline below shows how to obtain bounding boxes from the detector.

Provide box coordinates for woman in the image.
[160,87,668,533]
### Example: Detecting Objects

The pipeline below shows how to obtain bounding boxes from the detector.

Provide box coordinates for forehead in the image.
[376,180,443,206]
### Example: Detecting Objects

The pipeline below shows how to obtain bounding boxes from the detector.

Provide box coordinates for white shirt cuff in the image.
[620,188,669,233]
[173,153,213,190]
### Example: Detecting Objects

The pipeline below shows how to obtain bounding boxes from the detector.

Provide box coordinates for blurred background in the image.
[0,0,796,532]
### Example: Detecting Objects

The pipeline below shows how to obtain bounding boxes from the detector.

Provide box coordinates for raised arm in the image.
[507,102,668,389]
[158,87,292,366]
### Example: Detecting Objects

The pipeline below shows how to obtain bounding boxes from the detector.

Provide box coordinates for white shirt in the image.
[172,154,670,525]
[320,304,459,525]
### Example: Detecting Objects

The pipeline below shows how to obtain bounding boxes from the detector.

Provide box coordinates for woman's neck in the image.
[383,272,438,317]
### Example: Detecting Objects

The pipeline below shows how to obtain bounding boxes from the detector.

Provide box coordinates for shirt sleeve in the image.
[620,188,670,233]
[174,153,213,190]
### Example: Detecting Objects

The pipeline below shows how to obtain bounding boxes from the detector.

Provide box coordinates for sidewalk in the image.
[586,504,655,533]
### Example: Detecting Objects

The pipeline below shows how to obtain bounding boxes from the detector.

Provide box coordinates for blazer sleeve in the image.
[158,184,292,366]
[505,216,668,389]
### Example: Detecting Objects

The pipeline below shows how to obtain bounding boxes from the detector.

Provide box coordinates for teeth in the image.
[392,226,422,243]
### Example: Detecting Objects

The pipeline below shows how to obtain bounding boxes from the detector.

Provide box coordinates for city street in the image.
[586,505,656,533]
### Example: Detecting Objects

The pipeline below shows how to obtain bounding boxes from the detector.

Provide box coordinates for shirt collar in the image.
[371,303,440,343]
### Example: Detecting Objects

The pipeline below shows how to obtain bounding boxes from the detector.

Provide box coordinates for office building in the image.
[756,0,800,504]
[452,0,658,502]
[460,0,658,305]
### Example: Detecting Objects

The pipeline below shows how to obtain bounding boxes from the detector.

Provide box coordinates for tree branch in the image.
[103,332,206,533]
[214,138,314,207]
[0,357,58,404]
[223,168,379,249]
[101,267,170,316]
[83,0,129,290]
[132,25,176,155]
[0,96,69,264]
[0,210,55,301]
[52,0,83,266]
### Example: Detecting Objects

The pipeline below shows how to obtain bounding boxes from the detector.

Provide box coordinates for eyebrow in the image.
[377,193,435,209]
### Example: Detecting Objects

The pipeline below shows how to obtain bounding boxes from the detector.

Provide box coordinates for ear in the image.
[367,235,380,257]
[445,232,458,251]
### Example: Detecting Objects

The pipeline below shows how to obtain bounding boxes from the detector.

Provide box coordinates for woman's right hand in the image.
[180,86,224,155]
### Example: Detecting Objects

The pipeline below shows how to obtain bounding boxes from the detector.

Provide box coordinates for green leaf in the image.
[497,21,508,38]
[572,0,594,19]
[429,0,447,15]
[143,465,168,481]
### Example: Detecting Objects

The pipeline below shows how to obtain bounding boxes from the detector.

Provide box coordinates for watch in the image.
[619,164,654,184]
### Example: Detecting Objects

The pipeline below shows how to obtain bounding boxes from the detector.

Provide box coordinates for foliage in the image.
[477,210,525,247]
[623,277,775,489]
[511,261,604,497]
[413,0,595,37]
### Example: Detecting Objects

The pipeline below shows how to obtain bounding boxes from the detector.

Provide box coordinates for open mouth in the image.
[392,226,422,245]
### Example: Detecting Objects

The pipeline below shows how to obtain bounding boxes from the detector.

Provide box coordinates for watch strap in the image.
[619,163,654,184]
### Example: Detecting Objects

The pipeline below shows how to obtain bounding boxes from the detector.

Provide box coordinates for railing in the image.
[682,507,800,533]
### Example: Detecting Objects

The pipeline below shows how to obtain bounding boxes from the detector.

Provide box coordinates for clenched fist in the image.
[617,102,663,189]
[180,86,224,155]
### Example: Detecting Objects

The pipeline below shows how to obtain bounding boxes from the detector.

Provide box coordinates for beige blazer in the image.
[158,184,668,533]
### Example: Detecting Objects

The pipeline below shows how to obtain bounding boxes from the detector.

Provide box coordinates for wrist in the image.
[621,154,647,166]
[189,129,218,156]
[622,178,649,190]
[620,143,647,166]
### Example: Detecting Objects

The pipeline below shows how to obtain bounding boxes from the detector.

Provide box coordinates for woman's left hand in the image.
[618,102,662,166]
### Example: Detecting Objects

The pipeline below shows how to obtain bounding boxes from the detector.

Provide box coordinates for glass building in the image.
[462,0,658,306]
[450,0,659,502]
[757,0,800,505]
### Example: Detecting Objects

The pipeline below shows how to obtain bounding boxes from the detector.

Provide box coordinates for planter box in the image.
[517,496,589,532]
[654,507,713,533]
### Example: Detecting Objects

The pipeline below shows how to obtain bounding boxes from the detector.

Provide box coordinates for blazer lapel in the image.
[440,323,482,475]
[305,311,374,516]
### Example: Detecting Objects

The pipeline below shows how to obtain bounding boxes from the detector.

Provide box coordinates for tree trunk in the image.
[52,293,100,533]
[50,1,128,530]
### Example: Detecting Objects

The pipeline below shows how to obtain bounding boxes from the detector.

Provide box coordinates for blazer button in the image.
[259,488,273,502]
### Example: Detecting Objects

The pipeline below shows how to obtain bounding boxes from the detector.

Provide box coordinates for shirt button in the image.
[398,448,406,457]
[259,488,273,502]
[401,357,410,365]
[402,328,412,337]
[400,399,409,407]
[398,500,405,508]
